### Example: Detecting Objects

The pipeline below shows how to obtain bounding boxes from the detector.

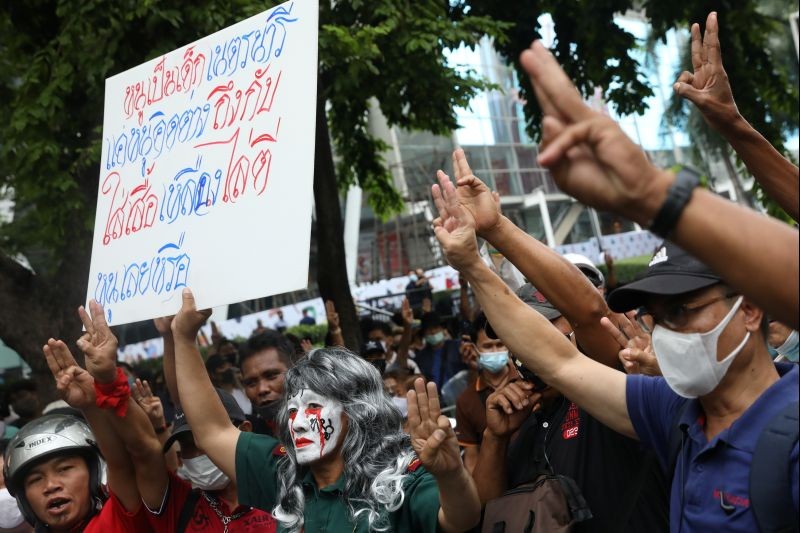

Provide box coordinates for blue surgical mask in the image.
[425,331,445,346]
[771,330,799,363]
[409,274,418,282]
[479,351,509,373]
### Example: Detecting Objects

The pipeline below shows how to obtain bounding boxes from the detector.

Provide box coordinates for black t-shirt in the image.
[507,396,668,533]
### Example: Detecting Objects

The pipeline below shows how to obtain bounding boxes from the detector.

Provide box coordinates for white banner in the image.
[86,0,319,325]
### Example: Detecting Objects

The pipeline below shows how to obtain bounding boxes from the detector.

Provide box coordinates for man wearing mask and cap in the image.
[153,315,279,531]
[152,389,276,532]
[454,311,515,473]
[414,312,466,393]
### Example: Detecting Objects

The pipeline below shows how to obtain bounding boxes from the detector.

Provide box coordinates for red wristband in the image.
[94,367,130,417]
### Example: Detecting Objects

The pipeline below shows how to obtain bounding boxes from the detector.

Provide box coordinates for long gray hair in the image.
[272,347,415,531]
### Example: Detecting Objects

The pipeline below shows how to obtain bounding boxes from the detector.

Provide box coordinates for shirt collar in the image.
[680,363,798,451]
[301,469,347,495]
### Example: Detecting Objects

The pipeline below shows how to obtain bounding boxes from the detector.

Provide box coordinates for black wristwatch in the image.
[648,170,699,238]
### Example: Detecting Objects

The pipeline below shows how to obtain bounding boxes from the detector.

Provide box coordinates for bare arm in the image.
[153,316,179,409]
[77,302,168,511]
[172,288,240,481]
[484,215,619,368]
[459,277,473,322]
[325,300,345,347]
[42,340,141,513]
[463,261,634,438]
[429,180,634,439]
[438,150,620,368]
[674,12,799,221]
[520,39,799,329]
[395,298,414,371]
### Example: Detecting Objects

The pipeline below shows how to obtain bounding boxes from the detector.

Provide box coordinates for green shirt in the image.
[235,432,442,532]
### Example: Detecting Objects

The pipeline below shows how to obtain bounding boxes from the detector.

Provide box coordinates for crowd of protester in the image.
[0,11,797,533]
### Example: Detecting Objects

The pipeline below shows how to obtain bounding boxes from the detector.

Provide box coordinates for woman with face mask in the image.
[171,288,482,532]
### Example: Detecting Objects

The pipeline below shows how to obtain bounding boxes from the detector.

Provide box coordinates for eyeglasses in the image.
[646,291,738,330]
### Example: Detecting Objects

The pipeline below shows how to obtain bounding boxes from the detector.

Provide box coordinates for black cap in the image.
[163,388,247,452]
[607,242,722,312]
[420,312,442,334]
[486,283,562,339]
[361,340,385,357]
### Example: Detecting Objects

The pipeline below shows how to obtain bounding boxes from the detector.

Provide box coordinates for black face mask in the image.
[256,399,281,422]
[369,358,387,375]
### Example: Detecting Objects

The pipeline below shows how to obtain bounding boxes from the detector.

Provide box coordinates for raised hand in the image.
[300,338,313,354]
[434,149,503,238]
[431,170,483,273]
[421,297,433,314]
[132,378,166,428]
[325,300,340,331]
[485,381,541,438]
[171,288,212,341]
[43,339,95,409]
[600,313,661,376]
[77,300,119,384]
[401,297,414,327]
[407,378,462,477]
[673,12,738,129]
[520,41,672,225]
[153,315,175,337]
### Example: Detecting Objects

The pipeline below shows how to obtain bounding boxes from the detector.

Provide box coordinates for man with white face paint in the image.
[432,154,799,532]
[285,390,343,464]
[171,288,481,532]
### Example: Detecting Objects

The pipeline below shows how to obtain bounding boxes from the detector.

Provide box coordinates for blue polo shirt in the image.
[626,363,799,532]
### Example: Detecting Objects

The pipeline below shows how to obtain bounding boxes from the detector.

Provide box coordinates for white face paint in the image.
[287,389,344,464]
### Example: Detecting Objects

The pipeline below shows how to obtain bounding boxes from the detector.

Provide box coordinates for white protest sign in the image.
[86,0,319,326]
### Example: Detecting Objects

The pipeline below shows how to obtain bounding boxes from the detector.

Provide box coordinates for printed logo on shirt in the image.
[560,402,581,440]
[713,489,750,509]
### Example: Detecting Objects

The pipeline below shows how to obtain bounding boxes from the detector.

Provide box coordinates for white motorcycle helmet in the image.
[3,415,105,526]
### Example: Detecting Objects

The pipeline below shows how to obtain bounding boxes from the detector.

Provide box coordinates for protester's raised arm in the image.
[406,378,481,532]
[431,181,635,439]
[172,288,240,481]
[522,40,800,329]
[77,301,168,510]
[325,300,345,347]
[42,339,141,513]
[673,12,799,221]
[153,315,179,409]
[435,151,620,368]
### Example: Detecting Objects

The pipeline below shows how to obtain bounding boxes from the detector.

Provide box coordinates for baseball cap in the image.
[607,242,722,312]
[163,388,247,452]
[563,253,605,288]
[361,340,385,357]
[485,283,562,339]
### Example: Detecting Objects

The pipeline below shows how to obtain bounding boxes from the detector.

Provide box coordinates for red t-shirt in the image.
[81,490,151,532]
[146,471,276,532]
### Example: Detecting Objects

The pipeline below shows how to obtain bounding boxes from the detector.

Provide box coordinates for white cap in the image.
[563,253,605,288]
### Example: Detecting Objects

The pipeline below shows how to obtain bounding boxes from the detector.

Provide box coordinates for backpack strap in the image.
[177,488,202,533]
[750,401,799,533]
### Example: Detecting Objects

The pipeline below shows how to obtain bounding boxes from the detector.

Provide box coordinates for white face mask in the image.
[181,454,231,490]
[287,389,344,464]
[652,296,750,398]
[392,395,408,417]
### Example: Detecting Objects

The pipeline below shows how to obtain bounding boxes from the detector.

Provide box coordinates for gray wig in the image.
[272,347,415,531]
